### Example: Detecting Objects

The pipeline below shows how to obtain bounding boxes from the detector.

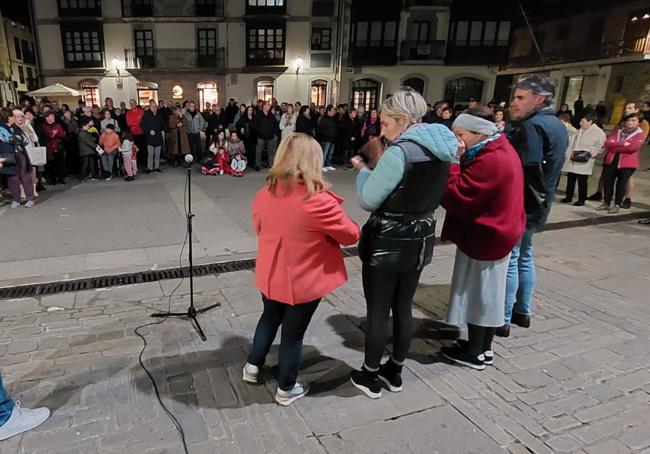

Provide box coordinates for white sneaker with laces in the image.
[0,401,50,441]
[10,201,20,209]
[327,166,336,171]
[242,363,259,384]
[24,201,35,208]
[322,167,328,173]
[275,382,309,406]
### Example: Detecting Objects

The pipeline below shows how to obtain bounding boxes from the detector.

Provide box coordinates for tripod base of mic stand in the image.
[151,302,221,342]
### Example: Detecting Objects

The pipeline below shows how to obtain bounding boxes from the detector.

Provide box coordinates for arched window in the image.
[137,82,158,106]
[310,80,328,107]
[352,78,380,111]
[402,77,425,95]
[444,77,484,106]
[197,81,218,110]
[79,79,99,106]
[256,79,274,103]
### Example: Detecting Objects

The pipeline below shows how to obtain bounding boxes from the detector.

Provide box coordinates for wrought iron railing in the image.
[121,0,224,17]
[399,40,446,60]
[124,48,225,69]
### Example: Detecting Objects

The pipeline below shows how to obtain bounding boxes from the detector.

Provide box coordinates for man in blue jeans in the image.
[497,76,568,338]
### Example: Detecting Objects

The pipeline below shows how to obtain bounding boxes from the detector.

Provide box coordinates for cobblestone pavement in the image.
[1,222,650,453]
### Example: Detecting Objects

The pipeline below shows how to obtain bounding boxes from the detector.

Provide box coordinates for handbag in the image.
[570,150,591,163]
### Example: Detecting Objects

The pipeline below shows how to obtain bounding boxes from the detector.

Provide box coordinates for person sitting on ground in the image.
[242,133,360,406]
[440,113,525,370]
[98,124,121,181]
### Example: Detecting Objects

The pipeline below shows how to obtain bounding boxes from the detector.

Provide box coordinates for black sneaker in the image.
[144,169,152,174]
[154,168,162,173]
[620,198,632,209]
[560,197,572,204]
[350,367,382,399]
[456,340,494,366]
[378,359,403,392]
[586,192,602,201]
[441,345,485,370]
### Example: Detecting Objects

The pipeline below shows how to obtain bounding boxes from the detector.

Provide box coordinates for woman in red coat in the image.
[243,133,360,406]
[597,113,645,214]
[440,113,525,370]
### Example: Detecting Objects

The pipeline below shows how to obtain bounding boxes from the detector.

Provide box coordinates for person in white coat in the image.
[560,112,606,206]
[279,104,297,141]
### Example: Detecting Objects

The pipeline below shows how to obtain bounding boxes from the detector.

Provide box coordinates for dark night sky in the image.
[0,0,31,28]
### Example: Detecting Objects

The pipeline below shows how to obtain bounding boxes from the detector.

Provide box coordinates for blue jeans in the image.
[101,152,115,173]
[247,295,320,391]
[0,372,14,426]
[321,142,334,167]
[504,227,536,323]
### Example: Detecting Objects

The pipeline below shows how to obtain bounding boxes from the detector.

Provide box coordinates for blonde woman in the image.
[243,133,360,406]
[349,87,458,398]
[279,104,297,140]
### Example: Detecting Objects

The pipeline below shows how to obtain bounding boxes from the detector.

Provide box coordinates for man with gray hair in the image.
[497,75,568,337]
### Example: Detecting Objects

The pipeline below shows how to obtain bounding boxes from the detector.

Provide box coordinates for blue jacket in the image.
[356,123,458,212]
[508,108,568,229]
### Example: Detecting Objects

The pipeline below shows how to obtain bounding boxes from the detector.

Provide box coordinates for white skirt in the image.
[446,248,510,328]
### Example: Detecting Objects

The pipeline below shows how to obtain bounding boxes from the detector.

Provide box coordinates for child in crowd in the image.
[98,124,120,181]
[230,150,246,177]
[216,144,231,175]
[78,118,97,181]
[119,130,138,181]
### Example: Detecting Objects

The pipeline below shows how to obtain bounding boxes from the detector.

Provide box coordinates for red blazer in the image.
[602,127,644,169]
[126,107,144,135]
[252,182,360,305]
[442,134,526,261]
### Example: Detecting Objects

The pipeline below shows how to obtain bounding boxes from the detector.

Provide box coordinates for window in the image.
[469,21,483,46]
[18,66,25,84]
[134,30,155,68]
[311,28,331,50]
[256,80,274,102]
[58,0,101,16]
[410,21,430,43]
[352,78,380,111]
[196,0,216,16]
[248,0,284,5]
[455,21,468,45]
[132,0,152,16]
[247,26,285,65]
[80,81,99,106]
[61,26,104,68]
[453,21,510,47]
[310,53,331,67]
[14,38,22,60]
[137,82,158,106]
[354,21,398,47]
[27,67,33,80]
[403,77,425,95]
[310,80,327,106]
[483,21,497,46]
[197,28,217,66]
[497,21,510,46]
[198,81,218,111]
[312,0,334,16]
[444,77,484,105]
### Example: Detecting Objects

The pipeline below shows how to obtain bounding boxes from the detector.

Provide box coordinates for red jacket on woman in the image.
[252,182,360,305]
[126,107,144,135]
[41,122,65,155]
[441,134,526,261]
[602,126,644,169]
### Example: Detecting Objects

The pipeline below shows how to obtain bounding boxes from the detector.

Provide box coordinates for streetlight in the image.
[294,56,304,74]
[112,57,123,88]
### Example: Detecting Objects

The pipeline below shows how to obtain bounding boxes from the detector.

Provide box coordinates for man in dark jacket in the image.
[252,102,279,170]
[206,104,226,151]
[139,100,165,173]
[317,105,337,170]
[224,98,239,128]
[498,75,568,337]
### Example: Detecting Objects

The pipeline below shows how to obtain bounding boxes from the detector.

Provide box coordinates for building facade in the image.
[0,15,40,106]
[32,0,506,109]
[497,0,650,122]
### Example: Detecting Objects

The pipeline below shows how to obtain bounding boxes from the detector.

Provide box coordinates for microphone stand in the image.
[151,155,220,341]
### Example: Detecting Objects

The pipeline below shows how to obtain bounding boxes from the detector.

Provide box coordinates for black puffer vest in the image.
[358,139,450,270]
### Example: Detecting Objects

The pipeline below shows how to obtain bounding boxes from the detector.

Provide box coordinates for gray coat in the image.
[184,111,207,134]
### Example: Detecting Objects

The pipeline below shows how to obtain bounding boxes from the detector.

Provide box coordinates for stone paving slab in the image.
[1,222,650,453]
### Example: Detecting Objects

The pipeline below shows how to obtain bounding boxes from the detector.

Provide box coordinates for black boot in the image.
[586,192,602,201]
[350,366,382,399]
[378,358,403,392]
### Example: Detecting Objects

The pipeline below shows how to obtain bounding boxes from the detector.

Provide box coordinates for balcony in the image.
[246,2,287,16]
[124,48,225,70]
[26,78,39,91]
[121,0,224,17]
[405,0,451,9]
[57,0,102,17]
[22,52,37,65]
[503,37,650,68]
[399,40,445,61]
[348,42,398,66]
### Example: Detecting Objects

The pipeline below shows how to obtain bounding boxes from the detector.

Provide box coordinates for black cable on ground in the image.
[134,169,191,454]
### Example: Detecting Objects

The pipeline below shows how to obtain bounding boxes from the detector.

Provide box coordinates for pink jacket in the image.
[252,182,360,305]
[603,127,644,169]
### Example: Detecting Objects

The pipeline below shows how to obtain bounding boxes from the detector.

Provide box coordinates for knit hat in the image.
[452,113,498,136]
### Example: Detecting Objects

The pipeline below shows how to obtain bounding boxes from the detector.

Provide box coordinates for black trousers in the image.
[134,134,147,167]
[603,164,635,206]
[362,264,422,370]
[565,172,589,202]
[46,151,67,183]
[80,155,95,179]
[247,295,320,391]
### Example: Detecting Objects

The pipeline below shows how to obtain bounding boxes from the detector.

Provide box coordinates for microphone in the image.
[185,154,194,164]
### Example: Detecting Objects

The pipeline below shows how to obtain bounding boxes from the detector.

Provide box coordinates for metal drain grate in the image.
[0,249,362,300]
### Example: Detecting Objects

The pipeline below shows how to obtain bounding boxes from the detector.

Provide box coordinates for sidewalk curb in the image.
[1,212,648,300]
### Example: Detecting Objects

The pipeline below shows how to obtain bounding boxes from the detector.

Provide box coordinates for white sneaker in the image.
[219,170,224,175]
[24,201,35,208]
[105,176,112,181]
[10,201,20,209]
[327,166,336,171]
[242,363,259,384]
[0,402,50,441]
[275,382,309,406]
[322,167,328,173]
